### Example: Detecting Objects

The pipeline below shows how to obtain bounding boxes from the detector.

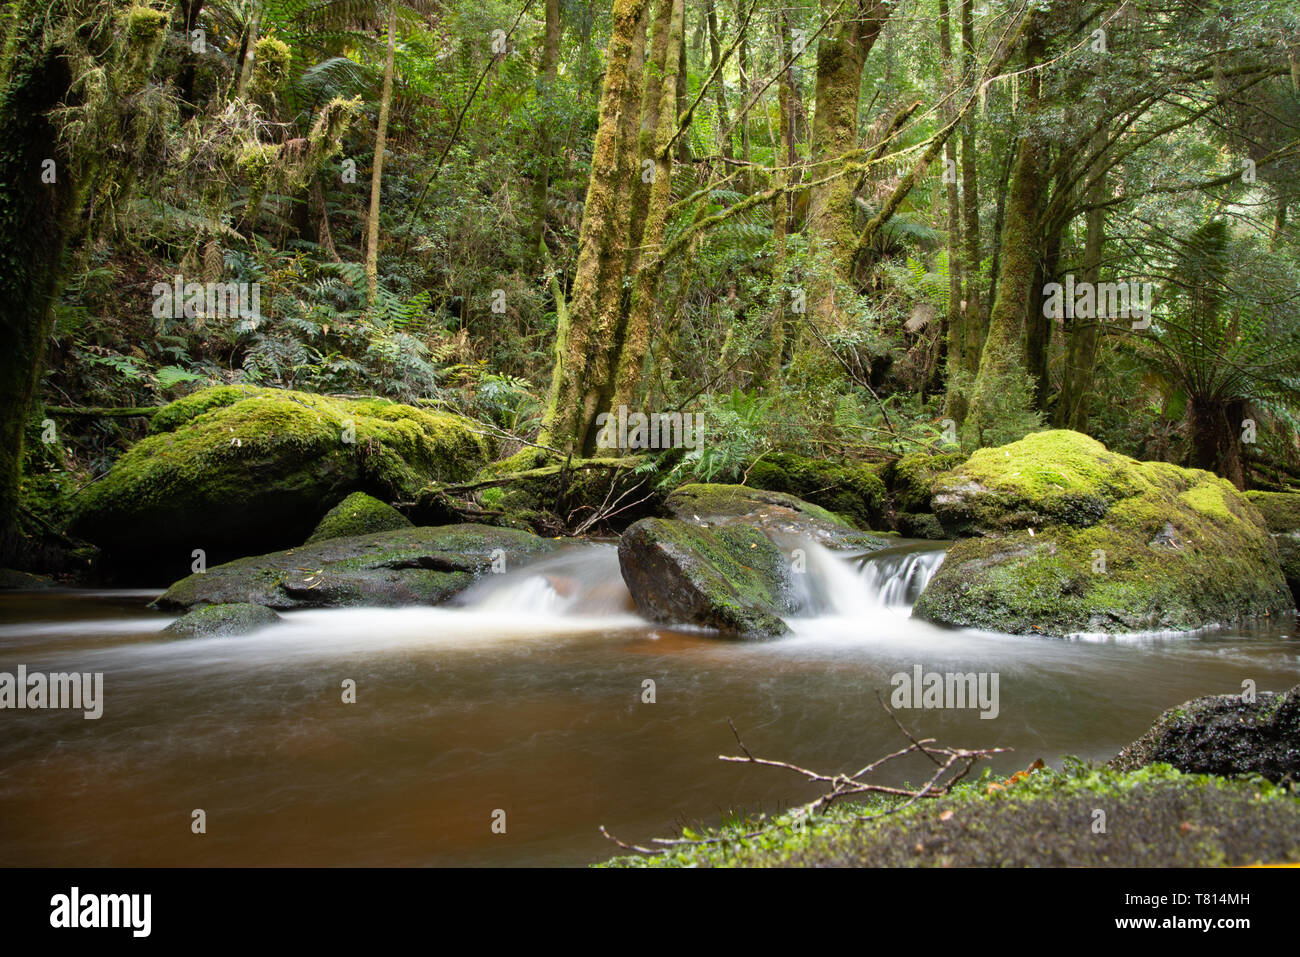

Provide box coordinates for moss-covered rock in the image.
[745,453,886,529]
[154,523,557,611]
[663,483,892,552]
[70,386,491,573]
[883,450,967,514]
[306,491,412,544]
[0,568,56,589]
[617,517,793,637]
[895,512,949,541]
[1110,684,1300,783]
[161,602,281,639]
[1245,490,1300,604]
[912,430,1293,635]
[603,761,1300,868]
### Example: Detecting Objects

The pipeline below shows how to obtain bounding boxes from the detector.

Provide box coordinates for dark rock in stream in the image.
[162,602,282,639]
[617,517,794,638]
[1109,683,1300,784]
[153,523,562,611]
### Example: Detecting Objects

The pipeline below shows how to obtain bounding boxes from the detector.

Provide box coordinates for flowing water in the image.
[1,541,1297,867]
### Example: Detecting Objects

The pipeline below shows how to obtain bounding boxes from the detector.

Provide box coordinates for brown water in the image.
[1,543,1297,867]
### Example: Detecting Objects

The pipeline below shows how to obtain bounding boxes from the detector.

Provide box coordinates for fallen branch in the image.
[599,698,1010,856]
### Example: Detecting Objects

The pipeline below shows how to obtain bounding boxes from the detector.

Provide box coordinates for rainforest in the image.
[0,0,1298,876]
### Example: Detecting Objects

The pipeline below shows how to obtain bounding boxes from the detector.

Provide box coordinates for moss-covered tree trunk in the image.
[365,2,397,308]
[767,9,797,379]
[939,0,965,415]
[962,20,1048,448]
[805,0,889,329]
[958,0,983,381]
[538,0,651,454]
[0,5,84,563]
[609,0,686,415]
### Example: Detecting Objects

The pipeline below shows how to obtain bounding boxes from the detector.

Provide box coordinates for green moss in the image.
[1245,490,1300,532]
[306,491,411,544]
[914,431,1292,635]
[745,453,886,530]
[71,386,491,562]
[885,450,967,514]
[161,602,280,639]
[600,761,1300,868]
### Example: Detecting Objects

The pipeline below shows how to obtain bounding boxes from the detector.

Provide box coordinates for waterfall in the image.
[786,540,948,621]
[454,544,636,617]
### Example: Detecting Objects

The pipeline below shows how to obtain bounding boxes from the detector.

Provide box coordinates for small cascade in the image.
[787,540,947,620]
[454,544,635,617]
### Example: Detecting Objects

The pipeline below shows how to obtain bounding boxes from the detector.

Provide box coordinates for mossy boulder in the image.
[912,430,1293,635]
[1245,490,1300,604]
[617,518,794,637]
[306,491,412,544]
[154,523,557,611]
[0,568,56,590]
[161,602,281,639]
[745,453,886,529]
[1110,684,1300,784]
[883,450,967,514]
[663,484,891,552]
[70,386,491,574]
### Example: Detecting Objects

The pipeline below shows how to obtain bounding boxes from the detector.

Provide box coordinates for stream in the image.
[1,542,1297,866]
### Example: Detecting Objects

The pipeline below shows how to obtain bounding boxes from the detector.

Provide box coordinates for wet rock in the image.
[617,517,793,638]
[1110,684,1300,784]
[154,524,560,611]
[663,483,891,552]
[912,430,1293,635]
[161,602,281,639]
[0,568,57,590]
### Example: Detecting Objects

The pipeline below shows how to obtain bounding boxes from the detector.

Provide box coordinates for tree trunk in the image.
[1024,217,1059,411]
[705,0,734,162]
[538,0,651,454]
[963,19,1048,448]
[939,0,964,417]
[1189,398,1246,489]
[959,0,982,380]
[806,0,890,329]
[630,0,676,259]
[1056,126,1107,430]
[609,0,687,416]
[531,0,563,257]
[365,3,397,308]
[0,2,85,563]
[768,9,797,379]
[235,2,262,97]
